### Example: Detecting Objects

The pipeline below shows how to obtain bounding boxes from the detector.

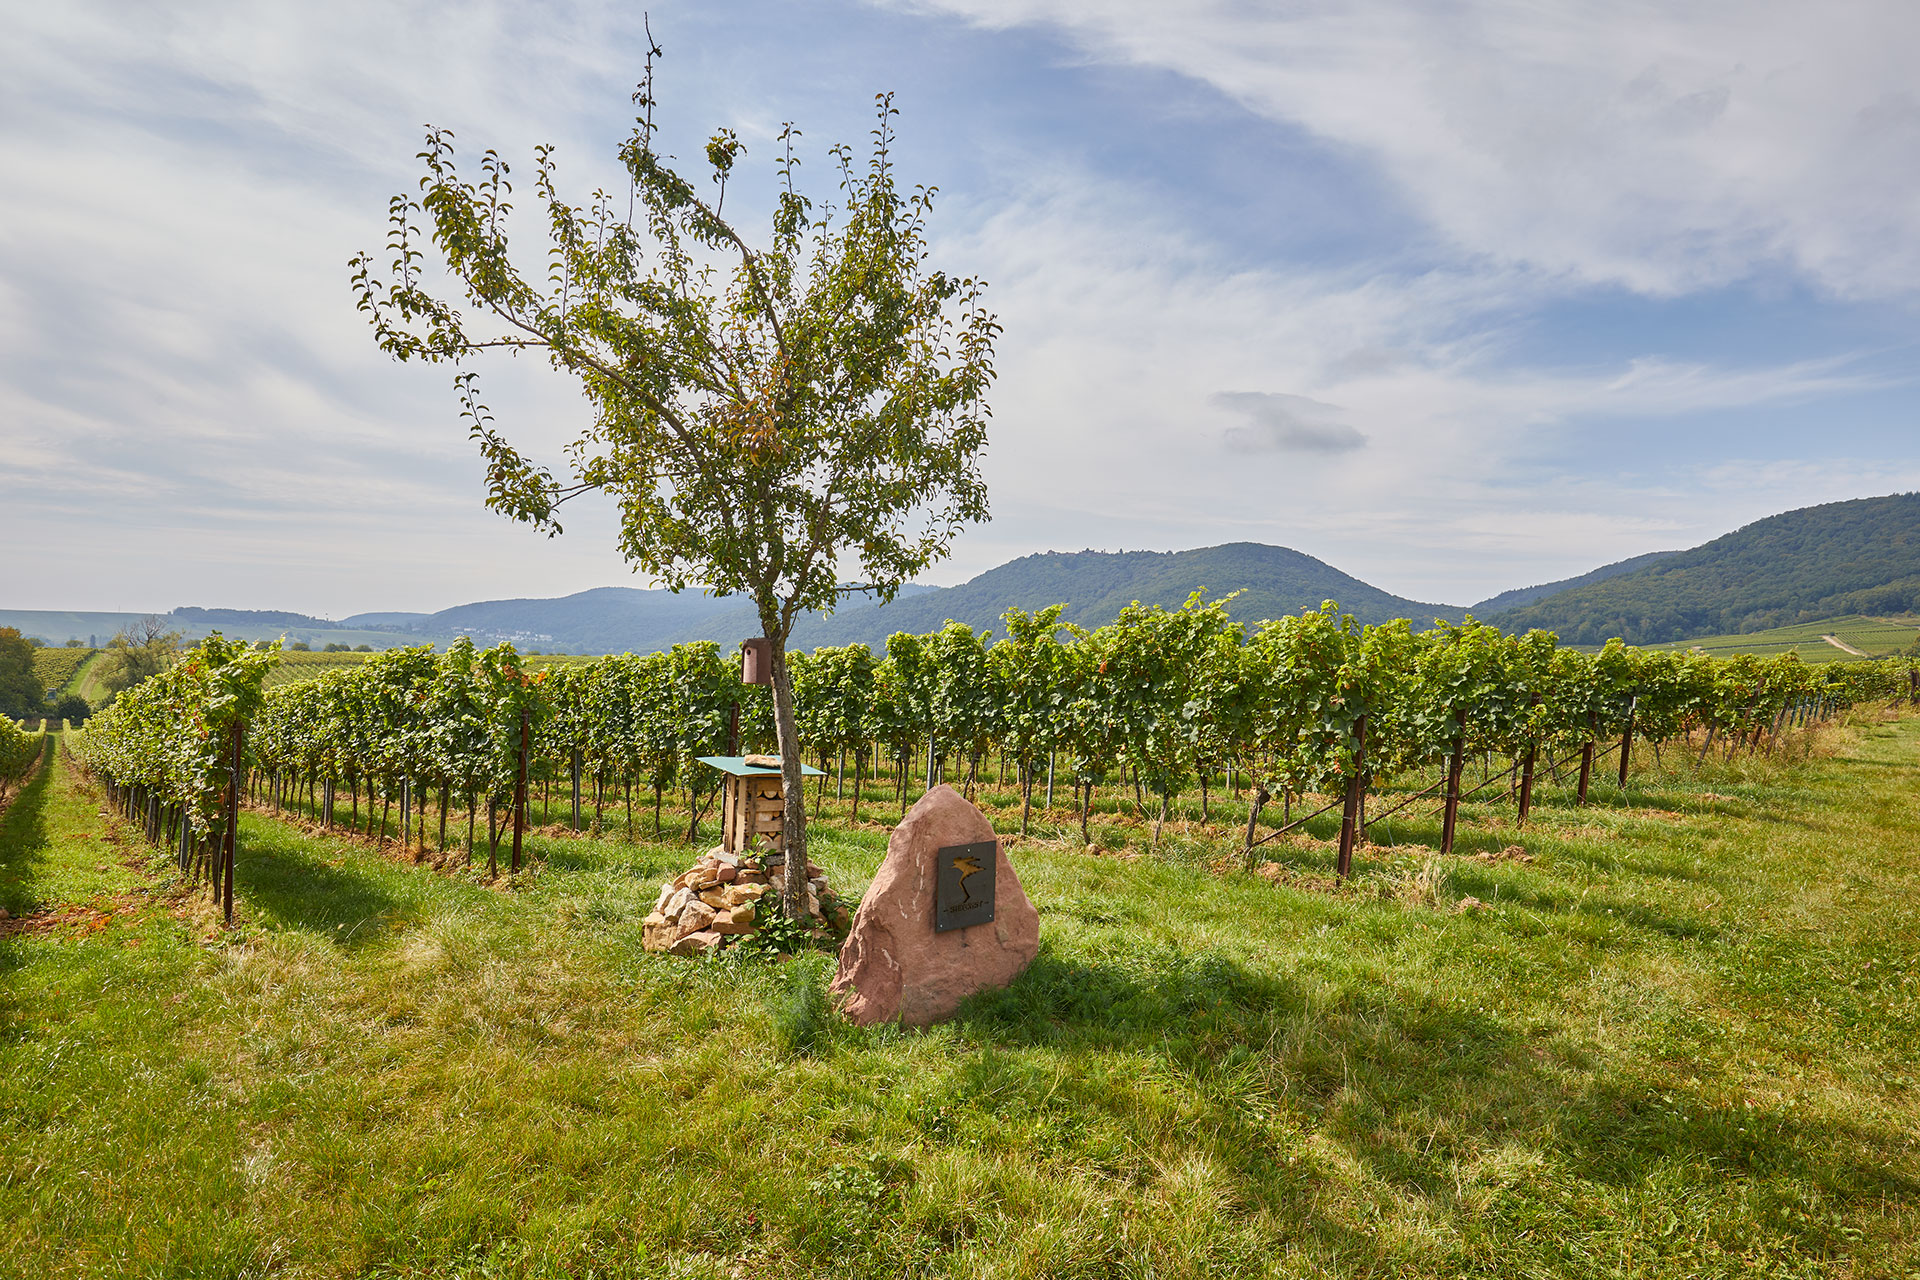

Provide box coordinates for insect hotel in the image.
[697,755,825,855]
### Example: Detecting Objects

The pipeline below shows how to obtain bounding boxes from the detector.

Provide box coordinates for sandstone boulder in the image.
[830,784,1039,1027]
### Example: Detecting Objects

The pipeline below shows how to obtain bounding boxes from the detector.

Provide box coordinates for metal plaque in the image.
[934,841,997,932]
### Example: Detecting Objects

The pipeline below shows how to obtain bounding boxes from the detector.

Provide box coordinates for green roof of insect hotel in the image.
[695,756,825,777]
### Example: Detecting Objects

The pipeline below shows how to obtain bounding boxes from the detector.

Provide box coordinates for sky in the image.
[3,0,1918,617]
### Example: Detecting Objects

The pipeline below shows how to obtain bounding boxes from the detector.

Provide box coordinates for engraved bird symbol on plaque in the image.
[952,853,985,906]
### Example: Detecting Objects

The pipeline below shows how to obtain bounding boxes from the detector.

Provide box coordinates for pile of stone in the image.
[642,845,852,956]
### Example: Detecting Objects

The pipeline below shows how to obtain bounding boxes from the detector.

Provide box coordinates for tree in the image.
[0,627,40,718]
[97,616,184,698]
[353,47,999,918]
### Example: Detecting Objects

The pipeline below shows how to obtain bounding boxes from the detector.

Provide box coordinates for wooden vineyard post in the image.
[1336,714,1367,881]
[1046,751,1055,810]
[1516,740,1537,824]
[1517,694,1541,825]
[1617,695,1638,788]
[1242,781,1269,871]
[1577,713,1596,805]
[223,721,242,927]
[511,709,530,873]
[1441,711,1466,855]
[570,749,582,831]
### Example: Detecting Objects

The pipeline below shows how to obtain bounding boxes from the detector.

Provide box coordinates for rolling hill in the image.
[18,493,1918,656]
[1488,493,1920,644]
[780,543,1463,648]
[1471,549,1680,614]
[349,587,745,655]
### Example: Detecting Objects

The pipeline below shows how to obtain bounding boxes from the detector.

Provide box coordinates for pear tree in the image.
[351,49,998,920]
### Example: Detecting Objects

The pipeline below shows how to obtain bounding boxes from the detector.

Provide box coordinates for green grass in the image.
[69,649,114,707]
[1651,614,1920,662]
[3,723,1919,1277]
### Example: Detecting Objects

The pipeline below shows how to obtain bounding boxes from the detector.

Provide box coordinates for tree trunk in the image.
[765,627,811,923]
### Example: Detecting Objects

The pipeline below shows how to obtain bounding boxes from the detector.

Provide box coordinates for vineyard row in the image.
[69,597,1914,920]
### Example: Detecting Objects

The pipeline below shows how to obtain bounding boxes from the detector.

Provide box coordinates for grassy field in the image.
[3,717,1918,1278]
[1652,614,1920,662]
[68,650,115,708]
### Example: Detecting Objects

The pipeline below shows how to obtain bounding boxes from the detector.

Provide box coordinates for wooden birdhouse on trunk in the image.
[697,754,825,855]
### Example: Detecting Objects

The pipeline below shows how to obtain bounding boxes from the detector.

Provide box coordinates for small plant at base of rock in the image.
[730,892,830,960]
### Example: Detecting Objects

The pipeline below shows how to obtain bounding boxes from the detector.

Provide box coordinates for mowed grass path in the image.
[2,722,1918,1279]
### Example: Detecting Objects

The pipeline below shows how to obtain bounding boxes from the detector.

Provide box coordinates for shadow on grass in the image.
[941,941,1914,1252]
[0,739,55,921]
[235,817,407,946]
[1442,867,1722,941]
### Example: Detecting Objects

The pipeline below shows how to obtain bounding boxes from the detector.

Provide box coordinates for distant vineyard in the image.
[264,651,371,687]
[30,647,95,693]
[1654,614,1920,663]
[266,649,592,688]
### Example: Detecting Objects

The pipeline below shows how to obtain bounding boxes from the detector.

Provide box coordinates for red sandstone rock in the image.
[710,909,754,936]
[677,901,716,938]
[667,929,723,957]
[829,784,1039,1027]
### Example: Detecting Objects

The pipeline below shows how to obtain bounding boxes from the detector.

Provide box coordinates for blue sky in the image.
[3,0,1917,616]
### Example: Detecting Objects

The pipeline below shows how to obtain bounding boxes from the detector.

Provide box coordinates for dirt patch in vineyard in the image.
[1464,844,1535,865]
[1081,843,1144,863]
[0,895,147,941]
[1249,861,1345,895]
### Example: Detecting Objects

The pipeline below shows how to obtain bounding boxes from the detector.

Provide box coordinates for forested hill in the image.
[1487,492,1920,644]
[1471,549,1679,614]
[781,543,1464,649]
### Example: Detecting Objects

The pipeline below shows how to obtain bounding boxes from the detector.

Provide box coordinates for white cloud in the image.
[1,0,1915,620]
[932,175,1905,601]
[890,0,1920,299]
